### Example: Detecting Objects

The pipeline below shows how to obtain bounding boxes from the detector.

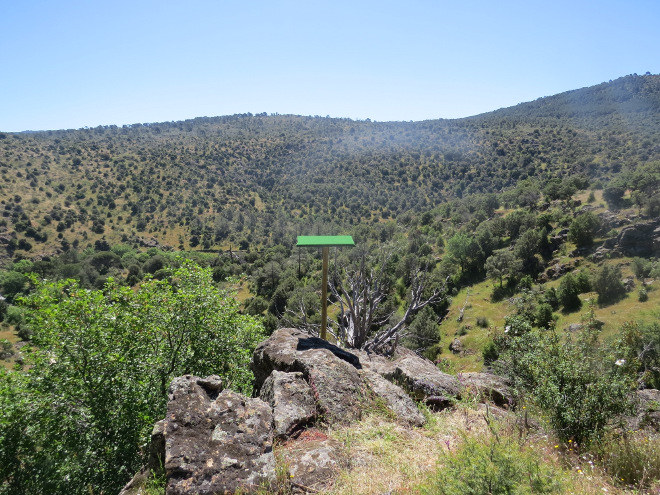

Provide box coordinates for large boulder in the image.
[355,346,461,407]
[632,389,660,431]
[163,376,275,494]
[459,372,514,408]
[359,369,426,426]
[252,329,367,424]
[259,371,317,439]
[614,220,660,257]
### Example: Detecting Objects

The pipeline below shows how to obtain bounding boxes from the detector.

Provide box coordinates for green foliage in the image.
[403,306,440,351]
[568,212,601,247]
[534,303,556,330]
[0,261,265,495]
[614,321,660,389]
[0,271,29,304]
[603,181,627,209]
[496,326,634,445]
[557,273,582,312]
[593,264,626,305]
[639,287,649,302]
[485,249,521,288]
[421,432,563,494]
[482,340,499,366]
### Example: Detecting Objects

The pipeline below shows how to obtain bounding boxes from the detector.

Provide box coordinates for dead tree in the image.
[328,250,447,353]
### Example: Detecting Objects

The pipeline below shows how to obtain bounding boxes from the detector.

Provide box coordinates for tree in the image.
[0,271,29,303]
[558,273,581,311]
[327,248,446,352]
[446,233,483,274]
[0,261,265,495]
[593,264,626,305]
[603,182,626,209]
[568,212,601,247]
[485,249,521,288]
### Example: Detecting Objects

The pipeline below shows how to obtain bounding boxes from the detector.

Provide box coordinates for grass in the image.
[437,279,513,371]
[0,325,20,370]
[325,406,642,495]
[435,254,659,372]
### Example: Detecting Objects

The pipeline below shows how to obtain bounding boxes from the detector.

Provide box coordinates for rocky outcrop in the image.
[460,372,514,408]
[163,376,275,494]
[252,328,365,424]
[359,369,426,426]
[632,389,660,431]
[281,435,345,493]
[259,370,317,439]
[611,220,660,257]
[143,329,514,494]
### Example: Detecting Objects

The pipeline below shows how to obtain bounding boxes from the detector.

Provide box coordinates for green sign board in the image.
[296,235,355,341]
[296,235,355,247]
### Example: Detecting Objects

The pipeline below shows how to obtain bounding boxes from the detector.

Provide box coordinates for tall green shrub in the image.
[0,261,265,495]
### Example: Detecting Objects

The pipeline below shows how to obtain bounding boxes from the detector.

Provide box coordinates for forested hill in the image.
[0,74,659,261]
[471,73,660,127]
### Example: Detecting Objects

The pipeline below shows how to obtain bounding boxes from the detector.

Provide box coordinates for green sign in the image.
[296,235,355,247]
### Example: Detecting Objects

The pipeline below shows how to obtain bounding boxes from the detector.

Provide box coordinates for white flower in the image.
[505,326,511,333]
[615,359,626,366]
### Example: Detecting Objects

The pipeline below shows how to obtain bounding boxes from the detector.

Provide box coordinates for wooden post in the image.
[320,246,329,340]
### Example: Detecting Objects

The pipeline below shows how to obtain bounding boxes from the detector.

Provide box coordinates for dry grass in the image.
[323,405,643,495]
[0,325,20,370]
[327,407,489,495]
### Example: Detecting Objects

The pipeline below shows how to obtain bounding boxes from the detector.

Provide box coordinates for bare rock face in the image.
[164,376,275,495]
[252,328,366,424]
[615,220,660,257]
[259,371,317,439]
[355,345,461,409]
[359,369,426,426]
[633,389,660,431]
[387,347,461,402]
[459,372,514,408]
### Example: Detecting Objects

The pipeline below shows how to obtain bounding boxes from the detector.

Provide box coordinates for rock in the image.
[259,371,317,438]
[164,376,275,494]
[254,329,461,423]
[360,369,425,426]
[283,438,344,493]
[252,328,366,424]
[615,221,660,257]
[449,338,464,354]
[632,389,660,431]
[355,346,461,405]
[385,348,461,404]
[149,420,166,476]
[567,323,583,332]
[460,372,514,408]
[622,276,636,292]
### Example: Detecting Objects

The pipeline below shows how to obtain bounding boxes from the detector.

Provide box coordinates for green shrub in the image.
[421,432,563,494]
[476,316,489,328]
[497,325,634,445]
[639,287,649,302]
[558,273,582,312]
[568,212,601,247]
[593,264,626,305]
[0,261,265,495]
[482,340,499,366]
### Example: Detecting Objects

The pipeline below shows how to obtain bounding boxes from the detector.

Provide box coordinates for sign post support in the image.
[296,235,355,341]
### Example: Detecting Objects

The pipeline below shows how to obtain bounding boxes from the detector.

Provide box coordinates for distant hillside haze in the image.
[0,74,659,262]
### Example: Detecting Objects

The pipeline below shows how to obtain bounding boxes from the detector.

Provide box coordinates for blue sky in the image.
[1,0,658,131]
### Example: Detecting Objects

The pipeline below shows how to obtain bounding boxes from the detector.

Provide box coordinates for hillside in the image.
[1,75,659,265]
[2,75,660,494]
